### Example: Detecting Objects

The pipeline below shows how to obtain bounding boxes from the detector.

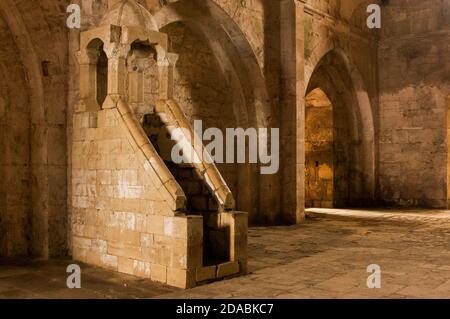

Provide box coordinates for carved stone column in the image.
[158,53,179,100]
[103,43,131,109]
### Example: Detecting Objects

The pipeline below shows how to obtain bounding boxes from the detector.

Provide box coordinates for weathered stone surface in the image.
[196,266,217,282]
[216,261,240,279]
[5,208,450,298]
[1,0,448,294]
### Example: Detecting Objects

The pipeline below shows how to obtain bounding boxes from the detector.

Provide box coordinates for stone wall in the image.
[304,0,379,100]
[2,0,449,271]
[302,0,379,208]
[378,0,450,207]
[0,14,31,256]
[72,107,203,288]
[0,0,68,258]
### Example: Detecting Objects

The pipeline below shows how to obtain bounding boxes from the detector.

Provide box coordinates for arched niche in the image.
[77,38,109,112]
[126,40,159,119]
[87,39,108,108]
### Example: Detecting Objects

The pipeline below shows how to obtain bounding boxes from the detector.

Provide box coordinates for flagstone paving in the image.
[1,208,450,299]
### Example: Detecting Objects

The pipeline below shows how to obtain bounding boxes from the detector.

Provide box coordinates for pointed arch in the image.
[306,49,375,205]
[152,0,274,221]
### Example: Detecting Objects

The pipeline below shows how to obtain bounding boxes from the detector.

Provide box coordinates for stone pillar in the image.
[158,53,179,100]
[76,49,100,112]
[447,95,450,208]
[280,0,305,224]
[103,43,130,109]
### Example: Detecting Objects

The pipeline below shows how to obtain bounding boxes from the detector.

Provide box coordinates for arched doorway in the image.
[305,50,375,208]
[153,0,275,223]
[305,88,334,208]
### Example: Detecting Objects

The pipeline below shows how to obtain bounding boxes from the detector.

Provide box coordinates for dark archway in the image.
[305,88,334,208]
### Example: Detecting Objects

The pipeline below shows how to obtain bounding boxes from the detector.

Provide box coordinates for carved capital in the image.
[104,43,131,60]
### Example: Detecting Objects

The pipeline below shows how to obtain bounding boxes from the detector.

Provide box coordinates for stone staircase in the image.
[142,109,230,266]
[165,161,219,213]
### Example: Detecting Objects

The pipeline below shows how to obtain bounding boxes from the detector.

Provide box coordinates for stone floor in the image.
[1,208,450,299]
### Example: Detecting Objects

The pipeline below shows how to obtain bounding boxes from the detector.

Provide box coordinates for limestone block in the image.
[98,126,123,140]
[167,268,195,289]
[133,260,151,278]
[72,236,92,250]
[115,154,139,170]
[121,140,135,154]
[152,236,188,267]
[72,169,96,184]
[104,227,140,246]
[72,196,95,209]
[169,237,189,266]
[101,254,118,270]
[95,197,113,210]
[216,261,240,279]
[146,154,172,184]
[98,139,122,154]
[123,114,148,147]
[108,241,143,260]
[163,216,188,239]
[96,154,117,170]
[140,233,154,247]
[187,244,202,269]
[97,184,114,197]
[85,250,101,265]
[98,109,119,127]
[114,185,144,199]
[219,211,248,273]
[91,239,107,254]
[118,257,134,274]
[153,200,175,217]
[73,113,84,129]
[105,211,136,231]
[151,263,167,284]
[196,266,216,282]
[72,248,87,261]
[215,185,235,210]
[114,170,138,186]
[72,129,86,142]
[134,213,147,232]
[74,112,98,129]
[72,141,97,156]
[146,214,165,235]
[111,198,142,213]
[72,225,98,239]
